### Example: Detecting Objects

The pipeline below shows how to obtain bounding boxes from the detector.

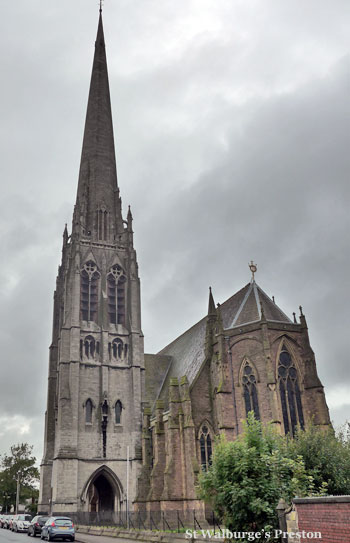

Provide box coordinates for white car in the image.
[12,514,32,532]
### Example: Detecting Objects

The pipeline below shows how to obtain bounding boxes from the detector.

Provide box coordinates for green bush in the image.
[198,413,323,533]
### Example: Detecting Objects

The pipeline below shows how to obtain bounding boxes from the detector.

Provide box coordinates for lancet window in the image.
[81,261,100,322]
[108,339,128,361]
[85,399,93,424]
[241,361,260,420]
[107,264,126,325]
[96,207,109,241]
[199,424,212,471]
[278,345,305,436]
[80,335,99,360]
[115,400,122,424]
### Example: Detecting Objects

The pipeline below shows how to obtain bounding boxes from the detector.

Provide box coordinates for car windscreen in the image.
[55,519,73,526]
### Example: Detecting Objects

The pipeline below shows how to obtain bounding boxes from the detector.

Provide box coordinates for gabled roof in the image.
[154,281,292,402]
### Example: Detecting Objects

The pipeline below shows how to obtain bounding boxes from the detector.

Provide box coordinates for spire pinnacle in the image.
[99,0,103,14]
[208,287,216,316]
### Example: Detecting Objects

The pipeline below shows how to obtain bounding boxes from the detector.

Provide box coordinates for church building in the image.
[39,10,330,515]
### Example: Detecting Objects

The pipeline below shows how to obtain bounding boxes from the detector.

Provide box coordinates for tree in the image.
[285,422,350,495]
[0,443,39,513]
[198,413,321,534]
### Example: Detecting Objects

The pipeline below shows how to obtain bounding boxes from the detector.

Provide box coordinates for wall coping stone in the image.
[294,495,350,504]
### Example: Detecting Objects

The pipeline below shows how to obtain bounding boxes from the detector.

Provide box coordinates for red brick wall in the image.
[294,497,350,543]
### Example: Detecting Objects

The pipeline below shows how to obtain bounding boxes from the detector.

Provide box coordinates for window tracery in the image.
[108,338,126,361]
[278,345,305,436]
[80,335,99,361]
[199,424,212,471]
[241,361,260,420]
[107,265,126,325]
[81,261,100,322]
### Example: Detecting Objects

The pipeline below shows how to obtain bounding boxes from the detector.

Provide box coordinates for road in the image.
[0,530,31,543]
[0,529,145,543]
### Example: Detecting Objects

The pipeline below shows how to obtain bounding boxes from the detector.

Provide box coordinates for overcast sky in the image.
[0,0,349,463]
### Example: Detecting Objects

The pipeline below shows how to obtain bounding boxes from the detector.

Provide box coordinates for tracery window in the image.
[199,424,212,471]
[278,345,305,436]
[107,265,126,325]
[85,399,93,424]
[81,261,100,322]
[115,400,122,424]
[242,362,260,420]
[80,335,99,360]
[113,338,123,359]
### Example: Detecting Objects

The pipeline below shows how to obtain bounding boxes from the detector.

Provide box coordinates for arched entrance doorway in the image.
[82,466,123,513]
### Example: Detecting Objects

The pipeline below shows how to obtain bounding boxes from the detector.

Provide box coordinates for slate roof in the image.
[150,281,292,407]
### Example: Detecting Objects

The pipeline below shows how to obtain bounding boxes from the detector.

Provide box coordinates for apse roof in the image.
[153,281,292,404]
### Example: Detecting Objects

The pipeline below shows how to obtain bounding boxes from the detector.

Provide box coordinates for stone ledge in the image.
[294,495,350,504]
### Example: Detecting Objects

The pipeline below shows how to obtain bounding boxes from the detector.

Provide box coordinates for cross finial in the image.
[249,261,257,281]
[99,0,103,14]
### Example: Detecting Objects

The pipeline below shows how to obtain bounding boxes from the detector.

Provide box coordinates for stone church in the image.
[39,11,330,515]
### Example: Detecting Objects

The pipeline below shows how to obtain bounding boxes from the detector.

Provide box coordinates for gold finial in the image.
[249,261,257,281]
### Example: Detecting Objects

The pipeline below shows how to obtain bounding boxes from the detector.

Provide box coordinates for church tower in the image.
[39,10,144,514]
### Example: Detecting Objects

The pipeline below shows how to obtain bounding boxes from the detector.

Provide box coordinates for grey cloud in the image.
[0,0,349,459]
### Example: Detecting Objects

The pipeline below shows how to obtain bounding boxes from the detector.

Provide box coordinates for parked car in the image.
[41,517,75,542]
[28,516,50,537]
[1,515,10,529]
[12,514,32,532]
[6,515,15,530]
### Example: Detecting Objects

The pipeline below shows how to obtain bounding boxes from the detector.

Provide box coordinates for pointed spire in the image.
[208,287,216,316]
[127,205,133,230]
[75,11,123,240]
[63,223,68,244]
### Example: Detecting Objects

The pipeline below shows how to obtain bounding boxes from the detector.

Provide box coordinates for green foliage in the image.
[0,443,39,513]
[285,422,350,495]
[198,413,323,533]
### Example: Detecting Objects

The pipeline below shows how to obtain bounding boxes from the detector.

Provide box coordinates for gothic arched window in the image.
[115,400,122,424]
[83,335,96,359]
[81,261,100,322]
[199,424,212,471]
[278,345,305,436]
[110,338,124,360]
[85,399,93,424]
[242,362,260,420]
[107,265,126,325]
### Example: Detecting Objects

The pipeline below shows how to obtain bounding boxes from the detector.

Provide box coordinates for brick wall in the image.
[293,496,350,543]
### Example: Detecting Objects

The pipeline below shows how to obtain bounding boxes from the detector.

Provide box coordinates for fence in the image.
[50,509,222,533]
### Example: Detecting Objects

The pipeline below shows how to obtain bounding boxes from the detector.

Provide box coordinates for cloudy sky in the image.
[0,0,349,463]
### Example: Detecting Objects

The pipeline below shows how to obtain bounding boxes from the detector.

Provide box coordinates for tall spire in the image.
[75,11,123,240]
